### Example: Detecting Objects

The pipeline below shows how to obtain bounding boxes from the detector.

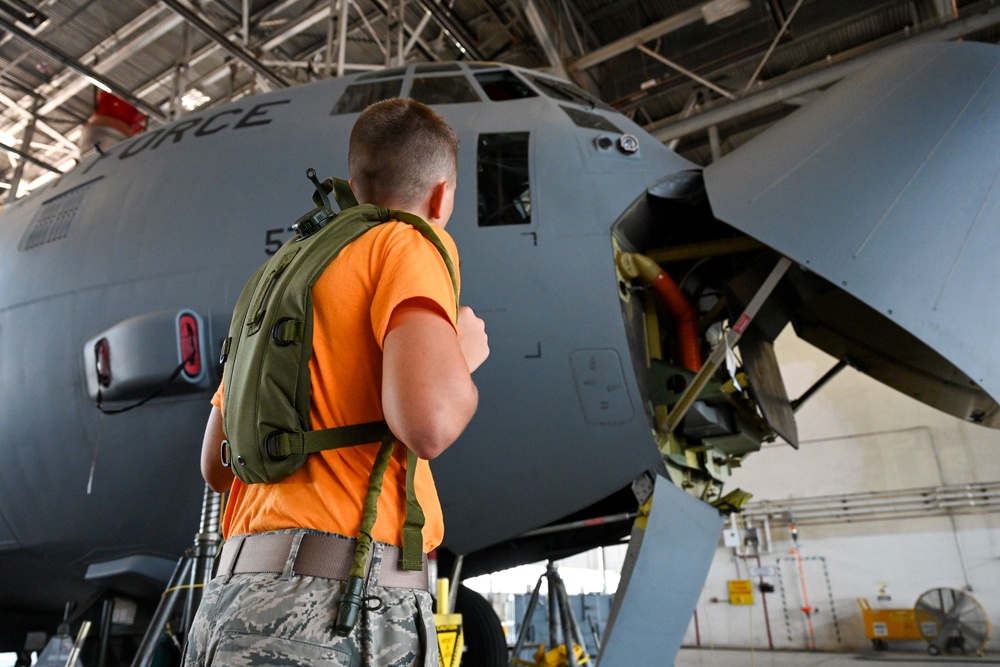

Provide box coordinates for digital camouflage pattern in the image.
[183,536,437,667]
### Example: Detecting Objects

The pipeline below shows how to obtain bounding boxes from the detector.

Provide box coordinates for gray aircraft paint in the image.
[706,42,1000,425]
[598,474,724,665]
[0,63,685,613]
[1,45,999,665]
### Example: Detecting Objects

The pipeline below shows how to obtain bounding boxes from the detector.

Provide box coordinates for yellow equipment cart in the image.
[857,598,922,651]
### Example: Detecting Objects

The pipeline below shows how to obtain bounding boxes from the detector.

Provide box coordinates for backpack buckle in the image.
[265,430,289,461]
[271,317,301,346]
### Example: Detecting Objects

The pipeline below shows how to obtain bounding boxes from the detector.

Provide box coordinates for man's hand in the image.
[201,406,234,492]
[457,306,489,373]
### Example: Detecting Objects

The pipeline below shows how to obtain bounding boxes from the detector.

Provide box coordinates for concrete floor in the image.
[675,648,999,666]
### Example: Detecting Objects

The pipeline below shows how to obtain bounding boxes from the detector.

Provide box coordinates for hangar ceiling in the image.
[0,0,997,199]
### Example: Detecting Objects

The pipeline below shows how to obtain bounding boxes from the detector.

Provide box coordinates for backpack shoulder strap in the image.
[312,175,360,211]
[392,209,459,319]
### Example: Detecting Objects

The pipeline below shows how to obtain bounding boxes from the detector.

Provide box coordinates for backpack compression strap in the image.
[271,423,426,563]
[267,422,389,459]
[272,422,426,637]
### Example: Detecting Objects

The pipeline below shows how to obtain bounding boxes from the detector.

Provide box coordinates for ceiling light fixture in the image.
[701,0,751,25]
[181,89,210,111]
[0,0,46,29]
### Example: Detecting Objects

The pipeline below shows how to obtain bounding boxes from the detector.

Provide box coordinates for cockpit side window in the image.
[473,71,537,102]
[356,66,407,81]
[524,74,612,111]
[477,132,531,227]
[331,79,403,114]
[410,76,480,105]
[560,106,622,133]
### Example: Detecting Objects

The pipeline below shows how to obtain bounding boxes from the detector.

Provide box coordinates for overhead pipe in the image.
[522,0,571,79]
[567,0,751,73]
[0,13,167,123]
[617,252,702,372]
[649,4,1000,143]
[0,0,46,27]
[743,481,1000,525]
[37,9,184,118]
[359,0,439,62]
[160,0,290,89]
[0,139,62,173]
[567,5,703,72]
[413,0,484,59]
[6,92,38,201]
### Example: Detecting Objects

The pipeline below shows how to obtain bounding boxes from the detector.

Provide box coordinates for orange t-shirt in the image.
[214,220,459,552]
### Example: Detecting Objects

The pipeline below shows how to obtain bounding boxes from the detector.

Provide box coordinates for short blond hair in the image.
[348,98,458,209]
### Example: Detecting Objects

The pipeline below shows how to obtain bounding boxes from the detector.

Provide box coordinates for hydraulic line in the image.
[617,252,702,372]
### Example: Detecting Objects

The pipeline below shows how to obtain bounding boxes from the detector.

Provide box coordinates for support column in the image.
[397,0,406,66]
[325,0,337,77]
[169,22,190,120]
[8,94,39,202]
[521,0,570,79]
[933,0,958,20]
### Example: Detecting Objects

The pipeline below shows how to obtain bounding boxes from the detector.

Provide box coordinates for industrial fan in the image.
[914,587,991,656]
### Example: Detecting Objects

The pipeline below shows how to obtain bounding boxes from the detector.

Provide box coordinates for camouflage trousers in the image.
[183,532,438,667]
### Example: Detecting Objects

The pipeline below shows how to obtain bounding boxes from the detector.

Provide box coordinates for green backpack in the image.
[219,169,458,634]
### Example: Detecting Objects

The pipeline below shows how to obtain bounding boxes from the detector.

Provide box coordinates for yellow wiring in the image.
[635,495,653,531]
[162,582,205,597]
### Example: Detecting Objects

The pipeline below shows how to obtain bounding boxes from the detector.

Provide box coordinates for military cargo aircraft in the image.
[2,40,1000,665]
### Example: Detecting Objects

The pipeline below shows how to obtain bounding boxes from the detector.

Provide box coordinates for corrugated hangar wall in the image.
[690,327,1000,654]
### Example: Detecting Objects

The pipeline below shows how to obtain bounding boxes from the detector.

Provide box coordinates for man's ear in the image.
[427,179,451,221]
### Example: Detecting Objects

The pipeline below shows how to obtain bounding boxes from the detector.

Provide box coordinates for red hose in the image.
[648,270,702,373]
[617,252,703,373]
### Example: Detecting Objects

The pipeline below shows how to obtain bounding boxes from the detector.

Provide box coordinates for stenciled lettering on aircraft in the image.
[118,99,291,160]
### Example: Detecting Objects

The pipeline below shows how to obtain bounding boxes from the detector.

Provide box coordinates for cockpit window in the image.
[356,66,407,81]
[413,63,461,73]
[560,106,622,133]
[410,76,480,105]
[331,79,403,114]
[474,71,537,102]
[524,74,612,111]
[477,132,531,227]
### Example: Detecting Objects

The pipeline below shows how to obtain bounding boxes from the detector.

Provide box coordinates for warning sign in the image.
[437,623,462,667]
[728,579,754,605]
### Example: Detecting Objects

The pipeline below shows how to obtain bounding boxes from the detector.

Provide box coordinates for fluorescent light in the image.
[86,76,112,93]
[702,0,751,24]
[181,89,210,111]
